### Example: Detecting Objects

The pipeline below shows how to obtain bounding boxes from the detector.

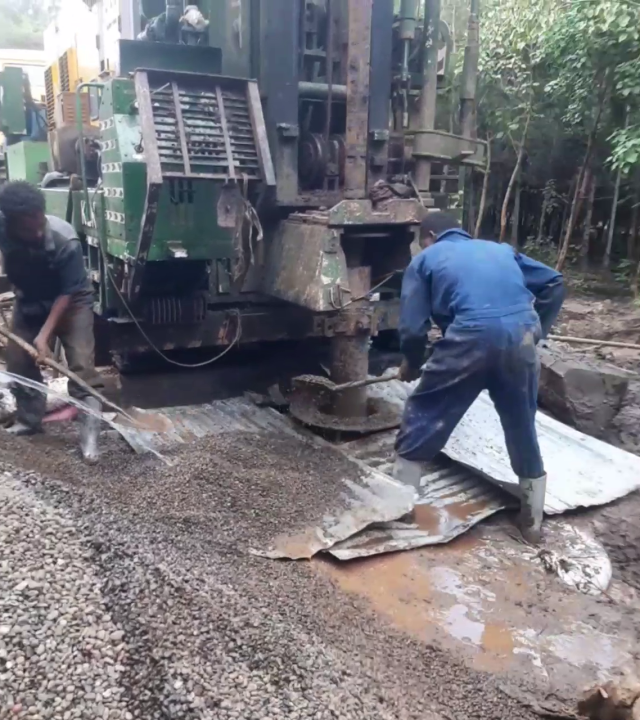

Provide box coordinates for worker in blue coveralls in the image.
[394,211,565,544]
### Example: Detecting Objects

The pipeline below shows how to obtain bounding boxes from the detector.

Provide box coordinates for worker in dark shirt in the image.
[395,211,565,544]
[0,181,103,462]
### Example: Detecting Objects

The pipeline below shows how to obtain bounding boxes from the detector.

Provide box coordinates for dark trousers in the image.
[6,302,104,428]
[395,311,545,480]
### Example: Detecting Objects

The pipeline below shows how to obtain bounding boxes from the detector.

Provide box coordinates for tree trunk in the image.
[556,71,610,271]
[603,106,628,270]
[474,137,491,238]
[627,183,639,264]
[579,175,595,270]
[603,165,623,269]
[510,174,521,247]
[465,170,477,236]
[575,165,592,232]
[558,178,574,245]
[579,175,595,271]
[500,109,531,243]
[536,181,551,243]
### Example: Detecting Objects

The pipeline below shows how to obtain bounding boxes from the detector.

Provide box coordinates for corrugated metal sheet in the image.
[114,377,640,560]
[329,434,511,559]
[115,397,510,560]
[115,398,415,560]
[115,398,303,453]
[370,380,640,514]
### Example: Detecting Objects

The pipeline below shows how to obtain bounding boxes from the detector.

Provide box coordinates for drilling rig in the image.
[36,0,482,429]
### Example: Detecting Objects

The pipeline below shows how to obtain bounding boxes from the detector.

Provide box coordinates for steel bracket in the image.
[315,308,375,338]
[369,129,389,142]
[277,123,300,139]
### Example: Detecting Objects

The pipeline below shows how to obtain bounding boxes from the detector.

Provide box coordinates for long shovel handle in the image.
[0,324,138,424]
[332,373,400,392]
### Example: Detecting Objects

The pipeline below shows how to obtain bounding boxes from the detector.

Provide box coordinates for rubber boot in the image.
[8,386,46,436]
[393,456,422,491]
[79,397,101,464]
[5,421,41,436]
[518,474,547,545]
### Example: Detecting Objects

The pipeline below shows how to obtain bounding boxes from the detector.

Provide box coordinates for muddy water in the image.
[318,533,521,675]
[317,519,640,701]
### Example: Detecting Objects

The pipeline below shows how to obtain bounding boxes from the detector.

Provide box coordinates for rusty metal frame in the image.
[344,0,373,199]
[246,80,276,186]
[215,84,236,182]
[171,80,191,175]
[129,70,163,305]
[162,171,229,180]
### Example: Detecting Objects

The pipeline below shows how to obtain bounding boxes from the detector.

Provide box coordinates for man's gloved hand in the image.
[398,358,422,383]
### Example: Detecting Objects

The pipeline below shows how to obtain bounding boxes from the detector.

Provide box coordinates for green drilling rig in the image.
[37,0,482,426]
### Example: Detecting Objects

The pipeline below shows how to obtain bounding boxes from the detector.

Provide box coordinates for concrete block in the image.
[538,346,629,436]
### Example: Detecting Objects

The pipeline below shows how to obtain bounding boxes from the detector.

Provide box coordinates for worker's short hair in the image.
[0,181,46,221]
[420,211,460,239]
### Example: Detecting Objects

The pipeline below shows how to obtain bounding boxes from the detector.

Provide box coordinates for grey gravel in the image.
[0,473,128,720]
[0,426,544,720]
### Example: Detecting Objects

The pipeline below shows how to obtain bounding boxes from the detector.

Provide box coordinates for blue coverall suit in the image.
[395,229,564,480]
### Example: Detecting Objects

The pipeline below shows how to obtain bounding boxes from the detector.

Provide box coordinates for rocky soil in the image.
[554,295,640,453]
[0,426,543,720]
[554,295,640,591]
[1,292,640,720]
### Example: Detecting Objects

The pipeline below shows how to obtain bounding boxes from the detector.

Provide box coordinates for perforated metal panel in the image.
[58,52,70,92]
[146,74,264,180]
[44,65,55,129]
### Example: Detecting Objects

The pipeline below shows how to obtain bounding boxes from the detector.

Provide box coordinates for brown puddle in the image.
[316,531,523,674]
[481,622,515,657]
[413,504,449,535]
[316,517,640,694]
[318,551,436,638]
[117,408,173,433]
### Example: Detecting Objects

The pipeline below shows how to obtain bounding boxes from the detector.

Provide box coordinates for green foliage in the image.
[474,0,640,176]
[477,0,559,146]
[541,0,640,174]
[609,123,640,176]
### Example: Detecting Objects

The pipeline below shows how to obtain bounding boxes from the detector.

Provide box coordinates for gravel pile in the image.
[0,472,129,720]
[0,424,544,720]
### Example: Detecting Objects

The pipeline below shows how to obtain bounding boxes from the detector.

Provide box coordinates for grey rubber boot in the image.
[518,474,547,545]
[79,397,102,464]
[393,456,423,491]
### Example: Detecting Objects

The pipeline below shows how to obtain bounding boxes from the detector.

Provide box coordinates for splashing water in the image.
[0,370,169,463]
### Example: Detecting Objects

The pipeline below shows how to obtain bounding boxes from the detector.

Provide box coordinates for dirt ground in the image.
[555,294,640,450]
[549,294,640,590]
[2,290,640,719]
[0,427,548,720]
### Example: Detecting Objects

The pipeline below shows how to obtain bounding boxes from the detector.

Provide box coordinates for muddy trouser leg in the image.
[56,304,103,461]
[5,305,46,429]
[487,318,545,542]
[55,303,104,400]
[394,325,488,463]
[486,322,544,480]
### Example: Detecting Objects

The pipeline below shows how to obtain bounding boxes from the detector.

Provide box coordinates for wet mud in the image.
[0,424,549,720]
[319,513,640,712]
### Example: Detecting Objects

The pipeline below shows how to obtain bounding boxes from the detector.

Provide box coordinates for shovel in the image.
[291,371,400,398]
[288,371,401,432]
